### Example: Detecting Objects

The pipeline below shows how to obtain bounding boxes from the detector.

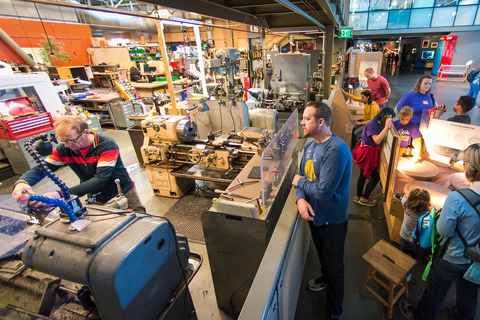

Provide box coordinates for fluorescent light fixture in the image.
[162,20,202,28]
[169,17,203,26]
[272,30,318,33]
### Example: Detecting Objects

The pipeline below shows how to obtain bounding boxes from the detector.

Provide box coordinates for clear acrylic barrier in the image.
[0,195,27,259]
[261,110,299,218]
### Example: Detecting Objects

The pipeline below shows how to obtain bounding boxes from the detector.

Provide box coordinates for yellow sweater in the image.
[344,92,380,125]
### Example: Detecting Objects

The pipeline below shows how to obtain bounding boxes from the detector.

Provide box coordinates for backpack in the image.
[411,208,444,281]
[454,188,480,262]
[412,209,436,259]
[467,69,480,83]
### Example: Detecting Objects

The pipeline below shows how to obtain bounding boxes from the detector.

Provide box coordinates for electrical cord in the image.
[24,133,71,200]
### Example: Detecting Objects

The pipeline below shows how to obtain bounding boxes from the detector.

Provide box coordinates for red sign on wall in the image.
[438,35,458,79]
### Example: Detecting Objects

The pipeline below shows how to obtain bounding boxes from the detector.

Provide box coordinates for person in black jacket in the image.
[12,115,145,212]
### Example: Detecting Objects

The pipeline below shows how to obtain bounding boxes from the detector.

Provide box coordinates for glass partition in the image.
[260,110,298,218]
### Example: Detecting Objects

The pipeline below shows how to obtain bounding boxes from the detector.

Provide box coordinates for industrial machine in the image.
[2,133,201,320]
[140,115,271,198]
[270,53,311,110]
[0,112,58,174]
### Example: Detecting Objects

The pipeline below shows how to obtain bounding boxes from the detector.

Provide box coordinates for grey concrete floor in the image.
[1,66,480,320]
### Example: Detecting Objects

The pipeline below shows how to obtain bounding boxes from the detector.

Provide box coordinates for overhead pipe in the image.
[274,0,325,30]
[0,27,36,67]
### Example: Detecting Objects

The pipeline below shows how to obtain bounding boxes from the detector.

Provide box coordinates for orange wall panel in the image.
[0,17,92,67]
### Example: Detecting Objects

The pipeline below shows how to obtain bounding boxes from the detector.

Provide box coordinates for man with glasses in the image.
[12,115,145,212]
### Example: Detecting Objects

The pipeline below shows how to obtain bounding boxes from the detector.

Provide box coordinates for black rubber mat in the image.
[163,192,215,244]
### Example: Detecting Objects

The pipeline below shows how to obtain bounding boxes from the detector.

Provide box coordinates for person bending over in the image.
[12,115,145,212]
[353,107,395,206]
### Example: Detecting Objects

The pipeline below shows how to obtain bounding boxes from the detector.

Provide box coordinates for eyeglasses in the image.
[57,130,85,144]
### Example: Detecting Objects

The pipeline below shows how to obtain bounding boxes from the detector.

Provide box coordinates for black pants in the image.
[308,220,348,317]
[356,168,380,198]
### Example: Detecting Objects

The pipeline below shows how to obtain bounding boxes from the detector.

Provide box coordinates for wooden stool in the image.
[360,239,416,319]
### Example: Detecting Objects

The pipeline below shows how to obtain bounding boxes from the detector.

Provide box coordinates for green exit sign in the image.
[339,27,353,39]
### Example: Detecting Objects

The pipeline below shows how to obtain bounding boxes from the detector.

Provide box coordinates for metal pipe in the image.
[0,27,36,67]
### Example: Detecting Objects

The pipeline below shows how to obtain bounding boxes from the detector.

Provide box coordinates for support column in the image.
[193,26,207,95]
[324,24,335,100]
[156,20,177,114]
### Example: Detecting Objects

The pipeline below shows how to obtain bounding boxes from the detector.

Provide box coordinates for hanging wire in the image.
[34,3,54,57]
[58,6,77,58]
[12,2,40,64]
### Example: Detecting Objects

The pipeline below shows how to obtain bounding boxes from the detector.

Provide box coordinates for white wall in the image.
[451,31,480,69]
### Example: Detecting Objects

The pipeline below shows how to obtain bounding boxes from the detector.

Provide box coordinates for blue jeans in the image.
[308,220,348,318]
[467,82,479,106]
[414,256,479,320]
[378,103,386,109]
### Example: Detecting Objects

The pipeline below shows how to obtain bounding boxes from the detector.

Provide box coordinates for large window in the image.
[368,11,389,29]
[349,12,369,30]
[409,8,433,27]
[350,0,370,12]
[454,5,477,25]
[388,9,411,28]
[431,7,457,26]
[370,0,390,10]
[412,0,435,8]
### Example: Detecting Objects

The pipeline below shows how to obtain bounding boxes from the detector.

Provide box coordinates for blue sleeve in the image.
[297,150,350,201]
[18,161,62,187]
[295,144,308,202]
[437,193,459,238]
[430,94,436,106]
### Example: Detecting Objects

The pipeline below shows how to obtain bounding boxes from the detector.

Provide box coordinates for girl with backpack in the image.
[399,188,433,259]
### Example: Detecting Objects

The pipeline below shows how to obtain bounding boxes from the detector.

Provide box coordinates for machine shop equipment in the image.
[0,112,59,174]
[270,53,311,110]
[2,133,201,320]
[141,115,269,198]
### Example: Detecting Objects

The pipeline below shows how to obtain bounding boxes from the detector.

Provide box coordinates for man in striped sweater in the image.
[12,115,145,212]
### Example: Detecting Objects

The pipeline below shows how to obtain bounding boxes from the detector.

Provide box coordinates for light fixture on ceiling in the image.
[272,29,317,33]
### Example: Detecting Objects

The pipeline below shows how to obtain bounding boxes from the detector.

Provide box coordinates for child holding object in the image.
[393,106,422,159]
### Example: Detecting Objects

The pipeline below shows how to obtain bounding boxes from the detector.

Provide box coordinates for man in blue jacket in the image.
[293,101,353,320]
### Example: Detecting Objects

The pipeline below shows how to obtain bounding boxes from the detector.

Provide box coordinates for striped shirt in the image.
[18,132,133,203]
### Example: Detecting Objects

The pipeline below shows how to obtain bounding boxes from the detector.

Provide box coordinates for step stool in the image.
[360,239,416,319]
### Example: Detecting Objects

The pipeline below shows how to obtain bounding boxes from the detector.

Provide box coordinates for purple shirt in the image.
[395,91,436,124]
[361,120,381,146]
[393,121,422,148]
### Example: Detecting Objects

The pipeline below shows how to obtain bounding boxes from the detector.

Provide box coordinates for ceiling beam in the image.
[274,0,324,29]
[313,0,338,26]
[141,0,265,27]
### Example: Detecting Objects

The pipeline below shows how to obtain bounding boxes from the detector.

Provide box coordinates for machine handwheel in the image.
[187,149,201,163]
